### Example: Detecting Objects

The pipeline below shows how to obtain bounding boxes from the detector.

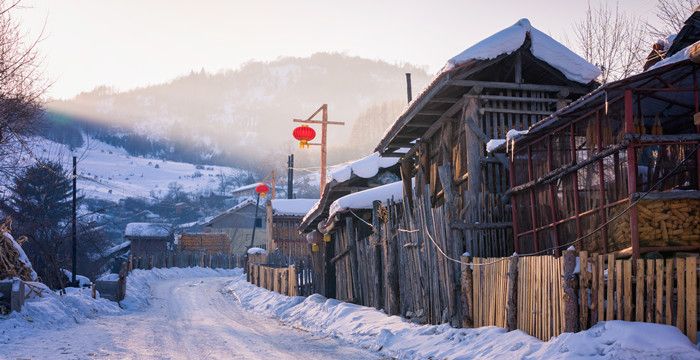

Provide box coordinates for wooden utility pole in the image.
[292,104,344,195]
[71,156,77,286]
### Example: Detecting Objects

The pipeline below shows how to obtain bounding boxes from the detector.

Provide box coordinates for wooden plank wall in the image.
[130,251,245,271]
[247,263,299,296]
[469,252,698,343]
[578,252,698,343]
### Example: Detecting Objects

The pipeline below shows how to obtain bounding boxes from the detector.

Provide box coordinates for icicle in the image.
[604,91,608,115]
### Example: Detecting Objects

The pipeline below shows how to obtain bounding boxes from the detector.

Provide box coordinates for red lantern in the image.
[293,125,316,149]
[255,183,270,197]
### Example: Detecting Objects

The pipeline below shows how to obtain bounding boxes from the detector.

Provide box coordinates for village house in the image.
[124,222,174,258]
[203,198,267,254]
[178,233,232,254]
[266,198,318,259]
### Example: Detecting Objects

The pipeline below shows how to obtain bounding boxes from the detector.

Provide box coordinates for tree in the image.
[1,161,72,287]
[0,0,47,177]
[574,1,647,83]
[648,0,700,39]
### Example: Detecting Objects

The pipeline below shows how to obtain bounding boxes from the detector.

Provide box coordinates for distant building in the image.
[266,198,318,258]
[124,222,173,257]
[179,233,231,254]
[203,198,266,254]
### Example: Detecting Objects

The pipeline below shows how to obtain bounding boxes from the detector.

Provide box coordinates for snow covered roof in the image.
[328,181,404,220]
[375,19,599,156]
[124,223,173,238]
[270,199,318,217]
[648,40,700,71]
[231,183,259,193]
[204,198,264,226]
[328,152,399,184]
[443,19,600,84]
[247,247,267,255]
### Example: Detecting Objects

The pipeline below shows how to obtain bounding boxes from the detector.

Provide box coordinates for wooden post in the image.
[463,95,481,256]
[506,255,519,331]
[91,283,96,299]
[461,255,474,328]
[289,265,298,296]
[624,90,640,259]
[383,212,400,315]
[371,201,384,309]
[345,216,361,303]
[562,250,579,332]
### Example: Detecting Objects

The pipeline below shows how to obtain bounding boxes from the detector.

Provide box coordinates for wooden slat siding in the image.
[597,254,605,322]
[606,254,614,321]
[616,260,623,320]
[636,259,645,322]
[591,254,598,325]
[687,256,697,344]
[677,258,686,333]
[655,259,663,324]
[646,260,655,323]
[579,252,589,329]
[623,260,632,321]
[665,259,673,325]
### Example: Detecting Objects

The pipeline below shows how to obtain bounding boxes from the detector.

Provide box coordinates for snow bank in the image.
[61,269,92,287]
[328,181,403,219]
[444,19,601,84]
[223,274,699,359]
[270,198,319,216]
[328,152,398,184]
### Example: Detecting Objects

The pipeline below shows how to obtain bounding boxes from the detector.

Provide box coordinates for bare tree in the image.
[574,1,648,83]
[0,0,47,177]
[648,0,700,39]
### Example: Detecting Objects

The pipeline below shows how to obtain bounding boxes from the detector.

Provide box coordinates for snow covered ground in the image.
[0,268,378,359]
[1,267,698,359]
[225,275,700,359]
[18,136,245,202]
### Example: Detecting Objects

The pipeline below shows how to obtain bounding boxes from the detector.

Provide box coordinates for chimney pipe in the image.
[405,73,412,103]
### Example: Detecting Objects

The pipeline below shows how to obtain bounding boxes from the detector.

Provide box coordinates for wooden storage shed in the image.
[179,233,231,254]
[124,222,173,258]
[266,198,318,259]
[507,42,700,258]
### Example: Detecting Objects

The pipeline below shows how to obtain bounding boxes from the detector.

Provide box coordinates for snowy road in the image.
[2,277,380,360]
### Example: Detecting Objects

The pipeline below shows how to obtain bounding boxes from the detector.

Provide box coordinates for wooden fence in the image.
[130,251,245,271]
[465,251,698,343]
[246,256,315,297]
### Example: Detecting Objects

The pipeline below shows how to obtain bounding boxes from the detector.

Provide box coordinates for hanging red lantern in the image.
[255,183,270,197]
[293,125,316,149]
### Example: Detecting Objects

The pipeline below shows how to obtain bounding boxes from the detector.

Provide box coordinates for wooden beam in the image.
[479,107,552,116]
[478,94,560,103]
[449,79,588,94]
[293,119,345,125]
[417,110,444,116]
[451,221,512,230]
[430,97,460,104]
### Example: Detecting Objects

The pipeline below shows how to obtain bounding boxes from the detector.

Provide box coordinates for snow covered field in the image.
[21,136,245,202]
[1,267,698,359]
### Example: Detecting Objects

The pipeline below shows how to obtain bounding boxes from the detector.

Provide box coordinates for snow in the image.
[61,269,92,287]
[486,139,507,153]
[224,275,700,359]
[16,136,246,202]
[506,128,529,141]
[247,247,267,255]
[3,231,37,281]
[102,240,130,258]
[124,222,172,238]
[444,19,601,84]
[328,152,399,184]
[270,198,319,216]
[649,40,700,71]
[328,181,403,219]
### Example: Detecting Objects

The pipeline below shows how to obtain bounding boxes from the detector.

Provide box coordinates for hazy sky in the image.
[16,0,658,99]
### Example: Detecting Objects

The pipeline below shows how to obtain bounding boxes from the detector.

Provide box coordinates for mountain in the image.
[45,53,431,173]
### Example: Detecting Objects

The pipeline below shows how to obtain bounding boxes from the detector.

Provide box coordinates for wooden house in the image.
[203,198,267,254]
[124,222,173,257]
[266,198,318,259]
[506,27,700,258]
[371,19,600,325]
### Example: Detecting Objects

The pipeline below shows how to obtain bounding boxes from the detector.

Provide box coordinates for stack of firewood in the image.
[0,220,35,281]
